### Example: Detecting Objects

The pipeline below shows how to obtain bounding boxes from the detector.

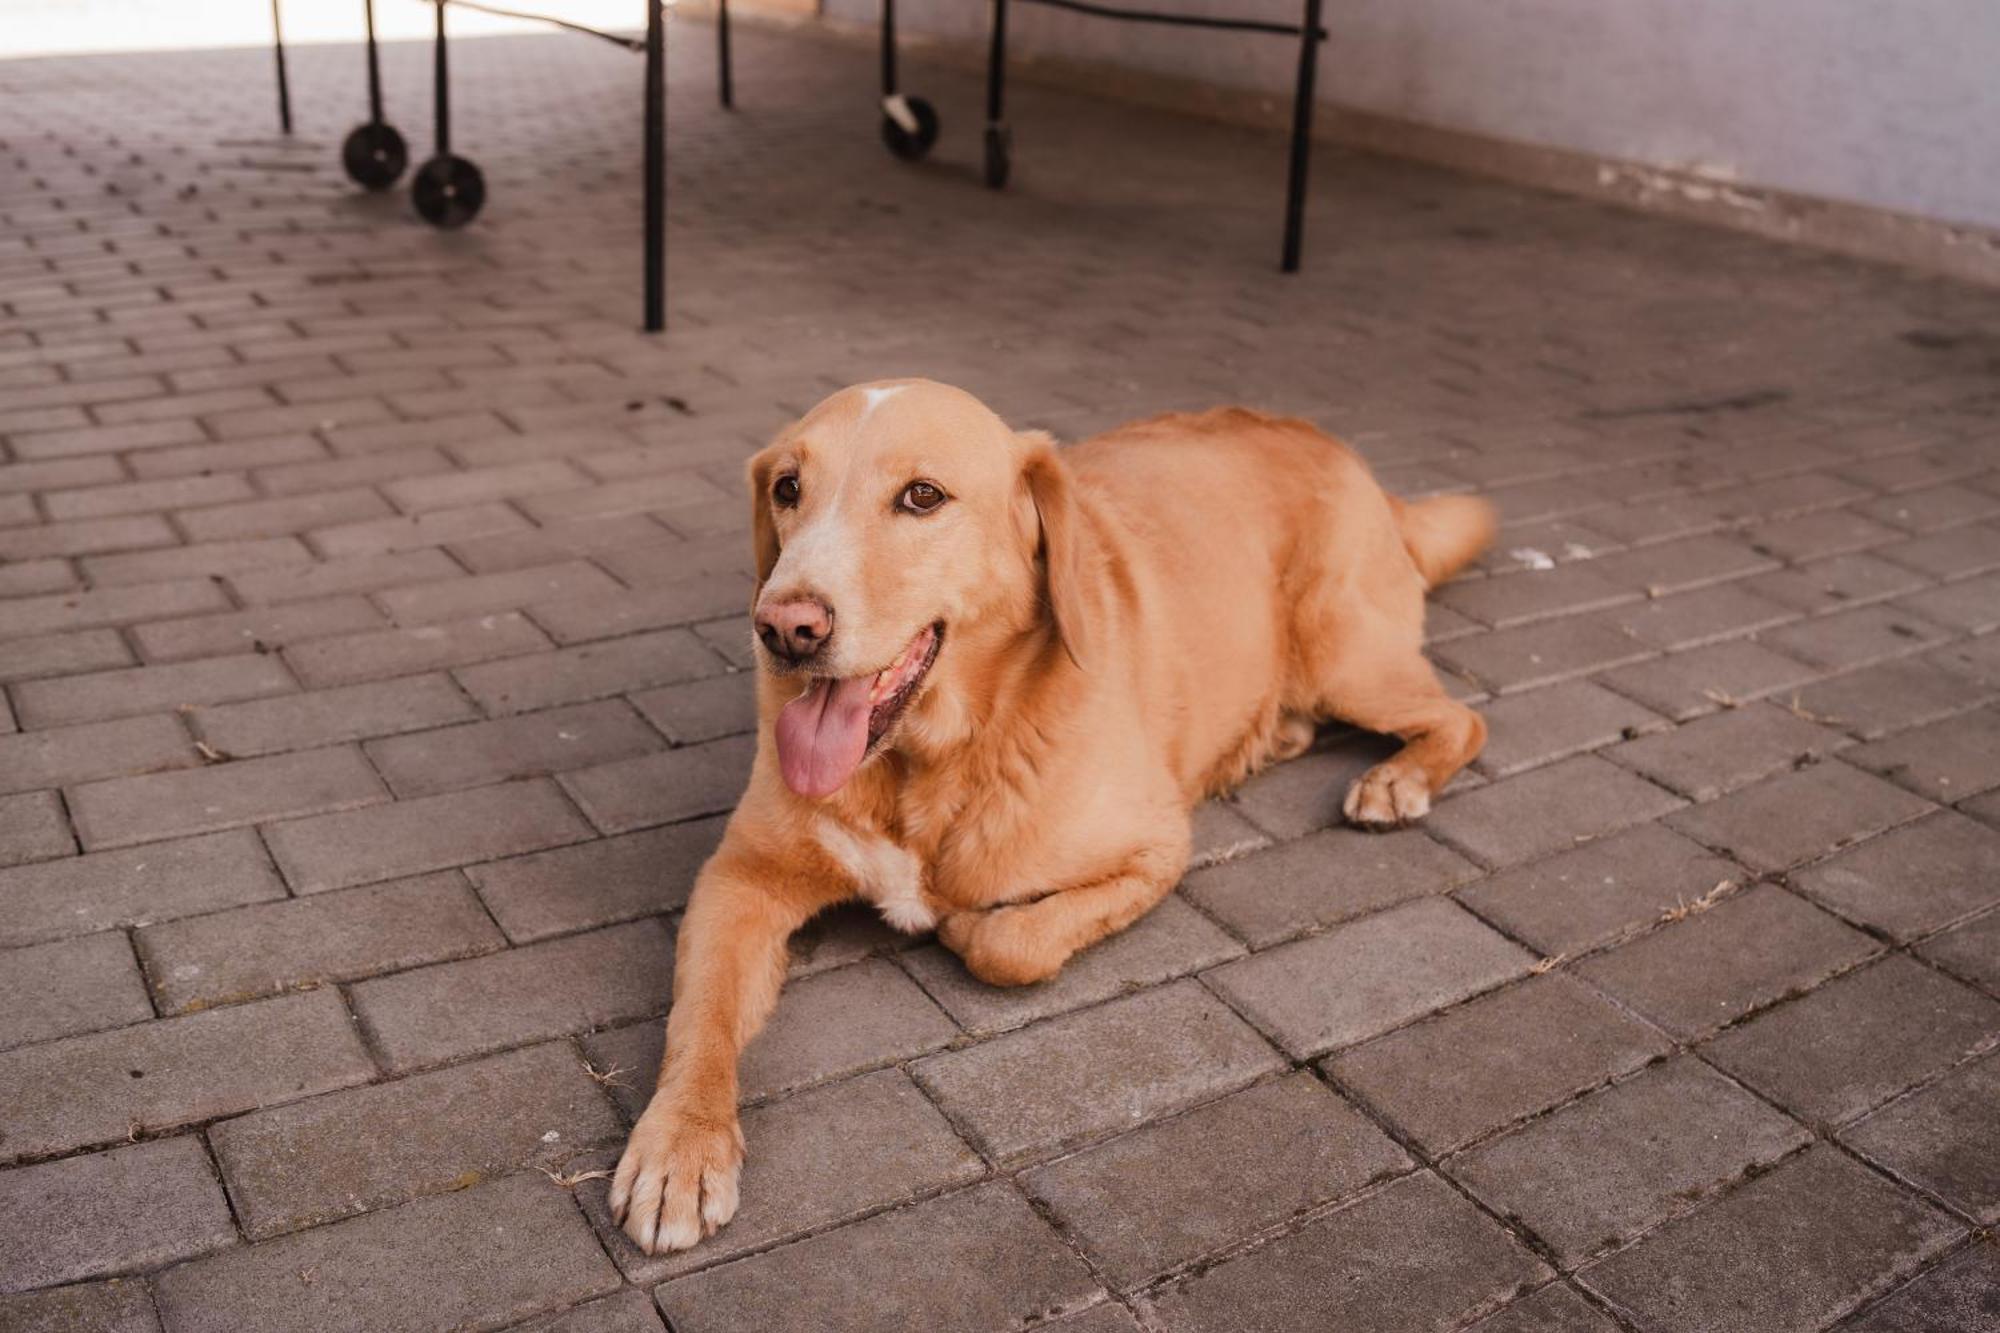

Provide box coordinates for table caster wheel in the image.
[881,95,939,161]
[342,122,408,190]
[412,153,485,228]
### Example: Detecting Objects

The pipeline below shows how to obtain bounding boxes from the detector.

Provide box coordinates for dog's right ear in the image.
[746,447,781,587]
[1020,433,1090,670]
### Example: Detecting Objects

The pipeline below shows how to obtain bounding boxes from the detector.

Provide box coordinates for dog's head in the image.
[745,379,1086,799]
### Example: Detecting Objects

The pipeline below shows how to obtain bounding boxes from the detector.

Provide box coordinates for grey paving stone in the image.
[500,1289,666,1333]
[1792,653,1997,740]
[899,895,1242,1035]
[1747,552,1929,614]
[1472,680,1667,777]
[559,734,754,833]
[1023,1072,1410,1288]
[0,628,133,684]
[627,670,757,745]
[264,777,594,894]
[1181,825,1479,947]
[1327,974,1670,1154]
[1575,883,1877,1038]
[1436,563,1642,628]
[468,815,723,943]
[0,1278,162,1333]
[137,872,504,1014]
[1204,897,1534,1058]
[1897,568,2000,633]
[1764,604,1953,672]
[913,980,1281,1167]
[1595,639,1822,721]
[3,580,230,640]
[10,654,293,730]
[1424,755,1685,868]
[211,1041,623,1239]
[1666,760,1935,872]
[653,1182,1100,1333]
[189,674,476,758]
[1604,700,1849,801]
[152,1172,621,1333]
[1918,907,2000,994]
[0,789,73,867]
[229,549,463,606]
[1837,1237,2000,1332]
[1702,955,2000,1126]
[0,1137,236,1293]
[1843,1049,2000,1224]
[0,714,195,797]
[365,699,664,797]
[1144,1171,1547,1333]
[0,932,152,1051]
[377,561,624,627]
[0,990,373,1162]
[578,957,956,1120]
[579,1068,984,1282]
[1454,822,1742,957]
[70,746,389,851]
[1451,1057,1809,1265]
[529,573,757,647]
[1226,733,1396,839]
[285,612,553,688]
[351,919,675,1073]
[1606,582,1800,651]
[1432,616,1655,696]
[1848,707,2000,802]
[1579,1145,1961,1333]
[1794,811,2000,940]
[1462,1283,1623,1333]
[131,597,386,663]
[1188,798,1270,866]
[0,828,286,949]
[455,628,726,715]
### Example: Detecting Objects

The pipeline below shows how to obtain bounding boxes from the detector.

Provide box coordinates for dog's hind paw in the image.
[1344,762,1432,829]
[938,905,1067,987]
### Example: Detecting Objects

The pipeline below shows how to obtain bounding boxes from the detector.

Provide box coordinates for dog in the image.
[609,378,1495,1253]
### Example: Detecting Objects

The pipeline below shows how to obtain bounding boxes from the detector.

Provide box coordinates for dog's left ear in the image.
[1019,432,1090,670]
[745,447,781,587]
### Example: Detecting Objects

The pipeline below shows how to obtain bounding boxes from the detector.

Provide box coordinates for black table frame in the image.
[264,0,1327,332]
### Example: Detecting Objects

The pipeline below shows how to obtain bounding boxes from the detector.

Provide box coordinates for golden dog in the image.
[610,379,1494,1252]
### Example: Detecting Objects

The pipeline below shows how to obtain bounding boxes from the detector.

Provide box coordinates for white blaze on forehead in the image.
[815,816,934,933]
[857,383,908,420]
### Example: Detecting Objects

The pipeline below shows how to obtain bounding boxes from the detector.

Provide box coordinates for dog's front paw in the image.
[609,1101,743,1254]
[1344,762,1432,829]
[937,905,1065,987]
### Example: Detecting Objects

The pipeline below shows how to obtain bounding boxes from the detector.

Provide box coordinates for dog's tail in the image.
[1392,493,1497,588]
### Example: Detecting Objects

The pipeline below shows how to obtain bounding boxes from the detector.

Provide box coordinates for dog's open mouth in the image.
[775,623,942,799]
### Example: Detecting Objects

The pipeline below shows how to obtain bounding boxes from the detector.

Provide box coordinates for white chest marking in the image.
[858,384,907,420]
[815,817,934,933]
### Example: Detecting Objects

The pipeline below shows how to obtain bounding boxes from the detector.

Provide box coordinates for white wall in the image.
[827,0,2000,231]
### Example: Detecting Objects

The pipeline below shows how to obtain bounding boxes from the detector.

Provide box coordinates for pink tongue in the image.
[775,676,875,798]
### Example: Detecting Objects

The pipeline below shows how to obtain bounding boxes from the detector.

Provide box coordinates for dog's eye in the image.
[900,480,947,514]
[772,474,801,507]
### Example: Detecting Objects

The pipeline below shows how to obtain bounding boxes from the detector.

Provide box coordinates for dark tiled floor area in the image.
[4,16,2000,1333]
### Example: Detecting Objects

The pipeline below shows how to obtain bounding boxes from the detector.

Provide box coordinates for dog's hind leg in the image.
[937,825,1189,987]
[1318,648,1485,829]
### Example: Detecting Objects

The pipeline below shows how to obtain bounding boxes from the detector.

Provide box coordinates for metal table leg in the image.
[270,0,294,134]
[644,0,667,330]
[1280,0,1323,271]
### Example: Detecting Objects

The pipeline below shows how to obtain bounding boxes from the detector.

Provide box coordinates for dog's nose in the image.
[755,597,834,663]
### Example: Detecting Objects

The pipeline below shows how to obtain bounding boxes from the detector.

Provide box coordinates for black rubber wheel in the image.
[411,153,485,229]
[342,122,409,190]
[880,96,940,162]
[983,125,1011,189]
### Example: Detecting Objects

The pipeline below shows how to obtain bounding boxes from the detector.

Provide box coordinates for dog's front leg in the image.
[610,849,820,1253]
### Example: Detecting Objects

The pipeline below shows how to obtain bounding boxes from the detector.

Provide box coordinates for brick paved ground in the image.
[4,16,2000,1333]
